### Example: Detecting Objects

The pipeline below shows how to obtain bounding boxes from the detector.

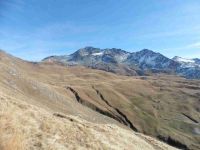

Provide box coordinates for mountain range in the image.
[43,47,200,79]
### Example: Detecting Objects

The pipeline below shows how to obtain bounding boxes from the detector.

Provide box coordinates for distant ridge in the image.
[43,46,200,79]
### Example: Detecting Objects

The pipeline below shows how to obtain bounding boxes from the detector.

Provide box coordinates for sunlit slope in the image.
[0,89,179,150]
[0,50,199,149]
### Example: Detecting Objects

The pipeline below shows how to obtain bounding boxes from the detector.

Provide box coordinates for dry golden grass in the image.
[0,90,178,150]
[0,128,24,150]
[0,51,199,149]
[0,105,24,150]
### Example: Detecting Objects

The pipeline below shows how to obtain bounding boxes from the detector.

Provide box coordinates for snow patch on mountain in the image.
[173,56,195,63]
[138,55,157,66]
[173,56,200,68]
[92,52,104,56]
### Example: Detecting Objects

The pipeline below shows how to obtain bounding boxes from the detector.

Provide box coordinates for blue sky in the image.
[0,0,200,61]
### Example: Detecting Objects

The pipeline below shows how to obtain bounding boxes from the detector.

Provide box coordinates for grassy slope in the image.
[1,90,179,150]
[0,51,199,149]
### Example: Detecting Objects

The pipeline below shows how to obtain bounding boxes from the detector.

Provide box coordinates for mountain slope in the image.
[43,46,200,79]
[43,47,139,76]
[173,56,200,79]
[125,49,179,70]
[1,50,200,149]
[1,89,178,150]
[0,50,178,150]
[173,56,200,68]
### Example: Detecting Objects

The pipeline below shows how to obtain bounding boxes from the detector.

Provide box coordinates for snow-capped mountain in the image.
[125,49,179,70]
[172,56,200,79]
[42,47,200,79]
[172,56,200,68]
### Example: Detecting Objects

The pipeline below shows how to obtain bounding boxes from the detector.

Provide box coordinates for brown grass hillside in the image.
[0,50,199,149]
[0,88,178,150]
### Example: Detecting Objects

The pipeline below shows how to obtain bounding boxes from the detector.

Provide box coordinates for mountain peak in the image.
[72,47,101,56]
[139,49,155,53]
[172,56,179,59]
[104,48,128,55]
[136,49,161,57]
[83,46,99,50]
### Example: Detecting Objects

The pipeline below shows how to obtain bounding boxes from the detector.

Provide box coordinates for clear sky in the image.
[0,0,200,61]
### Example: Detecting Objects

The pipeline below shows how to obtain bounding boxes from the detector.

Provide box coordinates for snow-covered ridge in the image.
[173,56,195,63]
[173,56,200,68]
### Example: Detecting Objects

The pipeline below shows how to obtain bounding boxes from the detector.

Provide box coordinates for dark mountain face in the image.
[42,47,200,79]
